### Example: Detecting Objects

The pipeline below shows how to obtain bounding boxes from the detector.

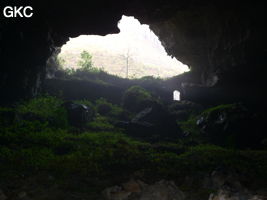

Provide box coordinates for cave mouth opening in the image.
[56,15,189,79]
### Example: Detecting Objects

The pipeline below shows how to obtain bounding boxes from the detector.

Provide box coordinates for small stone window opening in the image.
[173,90,180,101]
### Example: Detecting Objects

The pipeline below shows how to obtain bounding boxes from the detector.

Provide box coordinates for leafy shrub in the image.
[95,98,125,119]
[65,67,76,75]
[17,95,63,118]
[78,50,93,70]
[95,98,112,115]
[136,76,163,87]
[86,116,115,131]
[122,85,155,113]
[16,95,68,128]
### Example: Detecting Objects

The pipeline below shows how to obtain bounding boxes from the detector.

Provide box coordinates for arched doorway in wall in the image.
[173,90,180,101]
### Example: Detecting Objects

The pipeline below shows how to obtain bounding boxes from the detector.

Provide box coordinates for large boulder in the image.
[103,179,185,200]
[63,101,94,127]
[122,86,156,113]
[126,104,181,141]
[196,104,266,149]
[168,100,203,121]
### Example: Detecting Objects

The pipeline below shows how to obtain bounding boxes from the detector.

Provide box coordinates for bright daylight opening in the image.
[58,15,189,79]
[173,90,180,101]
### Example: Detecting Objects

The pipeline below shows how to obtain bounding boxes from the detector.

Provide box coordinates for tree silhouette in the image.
[78,50,93,70]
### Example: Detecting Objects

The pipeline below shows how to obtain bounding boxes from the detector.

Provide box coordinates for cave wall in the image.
[136,1,267,105]
[0,0,267,105]
[0,20,52,104]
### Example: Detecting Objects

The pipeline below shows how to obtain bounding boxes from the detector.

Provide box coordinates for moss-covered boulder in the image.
[168,100,203,121]
[122,86,157,113]
[126,103,182,142]
[197,104,266,149]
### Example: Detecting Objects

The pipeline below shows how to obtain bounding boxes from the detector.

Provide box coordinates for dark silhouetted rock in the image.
[126,104,182,141]
[197,104,266,149]
[168,100,203,121]
[44,79,124,105]
[54,70,67,79]
[122,85,156,113]
[63,101,94,127]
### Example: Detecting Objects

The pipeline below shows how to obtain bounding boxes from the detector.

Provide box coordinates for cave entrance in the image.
[56,15,189,79]
[173,90,181,101]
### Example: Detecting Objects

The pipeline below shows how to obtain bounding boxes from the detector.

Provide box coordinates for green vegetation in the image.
[78,50,93,70]
[0,95,266,198]
[86,116,115,131]
[1,97,267,179]
[122,85,156,113]
[16,95,68,129]
[95,98,125,119]
[59,50,103,76]
[85,98,127,131]
[201,103,239,117]
[148,144,267,181]
[197,103,250,148]
[65,67,76,75]
[176,103,266,149]
[135,76,163,86]
[58,47,183,79]
[16,95,64,118]
[178,115,203,146]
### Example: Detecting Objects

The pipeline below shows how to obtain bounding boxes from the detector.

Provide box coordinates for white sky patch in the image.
[59,15,189,78]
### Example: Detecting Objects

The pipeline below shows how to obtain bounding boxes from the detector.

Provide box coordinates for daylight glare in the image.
[58,15,189,78]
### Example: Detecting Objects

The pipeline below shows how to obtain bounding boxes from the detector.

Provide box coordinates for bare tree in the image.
[125,48,130,78]
[120,46,132,78]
